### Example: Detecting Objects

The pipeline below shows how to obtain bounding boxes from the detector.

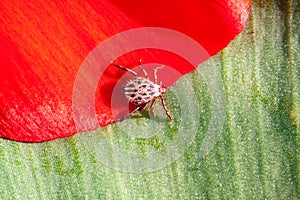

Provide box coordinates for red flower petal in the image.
[0,0,251,142]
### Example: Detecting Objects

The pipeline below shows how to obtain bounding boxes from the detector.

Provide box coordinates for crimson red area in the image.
[0,0,251,142]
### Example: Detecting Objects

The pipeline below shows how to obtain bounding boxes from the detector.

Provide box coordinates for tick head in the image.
[159,86,166,94]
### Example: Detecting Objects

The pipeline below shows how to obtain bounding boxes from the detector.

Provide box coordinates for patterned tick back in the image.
[123,77,165,105]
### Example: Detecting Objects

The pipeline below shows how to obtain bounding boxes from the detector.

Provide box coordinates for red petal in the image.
[0,0,251,142]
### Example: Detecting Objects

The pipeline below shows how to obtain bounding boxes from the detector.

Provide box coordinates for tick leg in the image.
[159,95,173,120]
[153,65,164,83]
[137,103,148,111]
[149,98,157,116]
[119,105,144,121]
[124,106,140,118]
[139,59,149,78]
[125,104,148,118]
[139,66,149,79]
[111,61,137,76]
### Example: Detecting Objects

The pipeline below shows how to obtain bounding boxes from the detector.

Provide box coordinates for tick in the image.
[112,60,173,120]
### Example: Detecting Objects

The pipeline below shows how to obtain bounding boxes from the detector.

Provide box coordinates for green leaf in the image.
[0,0,299,199]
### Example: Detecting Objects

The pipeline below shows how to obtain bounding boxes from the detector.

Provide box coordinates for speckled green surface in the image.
[0,0,299,199]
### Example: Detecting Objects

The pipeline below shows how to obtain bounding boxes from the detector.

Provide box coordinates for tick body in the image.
[112,60,173,120]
